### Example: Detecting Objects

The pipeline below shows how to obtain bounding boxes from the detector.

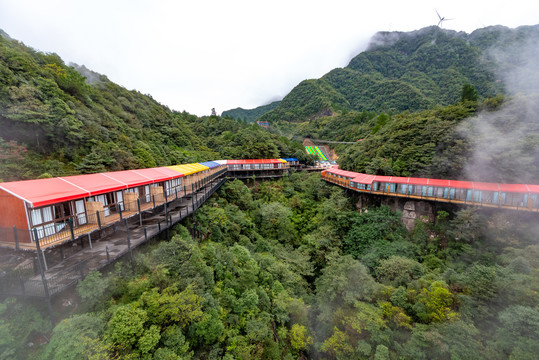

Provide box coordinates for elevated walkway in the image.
[0,177,226,298]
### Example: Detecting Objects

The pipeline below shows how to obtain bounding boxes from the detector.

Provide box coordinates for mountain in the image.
[0,31,307,182]
[259,25,539,123]
[221,100,280,123]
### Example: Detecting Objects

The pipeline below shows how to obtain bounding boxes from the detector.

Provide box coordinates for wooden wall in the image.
[0,188,29,230]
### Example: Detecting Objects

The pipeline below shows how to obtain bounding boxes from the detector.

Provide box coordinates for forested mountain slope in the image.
[0,32,307,182]
[221,100,280,122]
[259,24,539,123]
[6,173,535,359]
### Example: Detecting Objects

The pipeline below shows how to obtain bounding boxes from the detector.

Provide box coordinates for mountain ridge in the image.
[225,24,538,123]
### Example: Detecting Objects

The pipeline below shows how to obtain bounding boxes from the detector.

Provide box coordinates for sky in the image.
[0,0,538,116]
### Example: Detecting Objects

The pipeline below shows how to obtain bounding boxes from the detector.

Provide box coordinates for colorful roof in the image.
[199,161,222,169]
[0,167,185,208]
[167,163,209,176]
[326,168,363,179]
[331,170,539,194]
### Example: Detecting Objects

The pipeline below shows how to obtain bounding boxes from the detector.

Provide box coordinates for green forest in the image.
[1,23,539,360]
[232,25,539,124]
[0,33,310,182]
[221,101,280,123]
[2,173,538,359]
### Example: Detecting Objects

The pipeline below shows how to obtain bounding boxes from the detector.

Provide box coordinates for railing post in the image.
[33,230,54,327]
[68,218,75,242]
[137,198,142,226]
[158,221,161,232]
[175,188,178,199]
[119,205,123,220]
[106,245,110,262]
[13,226,19,251]
[19,275,25,296]
[164,190,168,225]
[96,211,102,230]
[152,194,156,209]
[125,219,134,273]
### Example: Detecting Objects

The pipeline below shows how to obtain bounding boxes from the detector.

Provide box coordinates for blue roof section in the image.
[281,158,299,162]
[199,161,221,169]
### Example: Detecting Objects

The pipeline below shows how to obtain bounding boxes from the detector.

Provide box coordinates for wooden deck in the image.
[0,200,170,251]
[0,177,227,298]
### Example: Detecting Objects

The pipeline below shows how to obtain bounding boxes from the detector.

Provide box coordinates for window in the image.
[399,184,407,194]
[116,191,124,211]
[30,206,57,240]
[75,200,87,225]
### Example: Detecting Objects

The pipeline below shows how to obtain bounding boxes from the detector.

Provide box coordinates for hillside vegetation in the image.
[1,23,539,360]
[3,173,537,359]
[221,101,280,123]
[253,25,539,123]
[0,32,308,182]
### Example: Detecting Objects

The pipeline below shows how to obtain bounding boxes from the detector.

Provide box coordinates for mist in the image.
[460,29,539,184]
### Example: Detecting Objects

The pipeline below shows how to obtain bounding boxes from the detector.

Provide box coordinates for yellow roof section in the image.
[188,163,210,171]
[167,163,209,176]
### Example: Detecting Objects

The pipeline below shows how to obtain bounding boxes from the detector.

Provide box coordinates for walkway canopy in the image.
[0,168,185,208]
[199,161,222,169]
[167,163,209,176]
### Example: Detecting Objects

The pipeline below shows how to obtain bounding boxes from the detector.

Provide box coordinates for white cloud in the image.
[0,0,538,115]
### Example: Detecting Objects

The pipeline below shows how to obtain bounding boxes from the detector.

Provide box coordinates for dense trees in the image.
[257,25,539,124]
[1,22,539,359]
[0,173,531,359]
[0,33,306,182]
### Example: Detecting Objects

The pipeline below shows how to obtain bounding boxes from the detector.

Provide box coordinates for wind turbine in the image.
[435,9,452,27]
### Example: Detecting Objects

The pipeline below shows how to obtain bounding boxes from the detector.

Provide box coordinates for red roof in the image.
[0,178,90,208]
[0,167,185,208]
[373,175,393,182]
[473,182,500,192]
[428,178,451,187]
[351,174,376,184]
[407,177,429,186]
[59,173,127,197]
[327,168,359,179]
[388,176,409,184]
[449,180,474,190]
[102,170,156,188]
[328,171,539,195]
[132,167,184,182]
[498,183,529,193]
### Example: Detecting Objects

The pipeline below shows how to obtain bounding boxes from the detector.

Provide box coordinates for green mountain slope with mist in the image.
[221,100,280,122]
[0,32,308,182]
[256,24,539,124]
[266,24,539,183]
[1,24,539,360]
